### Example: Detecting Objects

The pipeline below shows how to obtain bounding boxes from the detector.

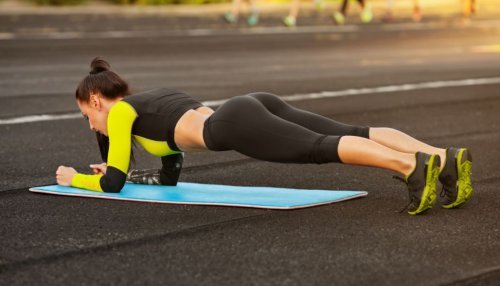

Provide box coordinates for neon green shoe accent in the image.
[360,4,373,23]
[315,0,325,12]
[247,13,259,26]
[442,149,473,209]
[333,11,345,25]
[224,12,237,24]
[408,154,440,215]
[283,15,297,27]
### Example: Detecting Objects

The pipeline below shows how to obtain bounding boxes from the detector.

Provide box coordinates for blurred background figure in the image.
[283,0,325,27]
[333,0,373,25]
[224,0,259,26]
[383,0,421,22]
[463,0,476,19]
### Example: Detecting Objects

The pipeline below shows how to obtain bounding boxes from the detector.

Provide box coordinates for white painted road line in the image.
[0,113,83,125]
[1,19,500,41]
[1,77,500,125]
[0,25,359,41]
[202,77,500,106]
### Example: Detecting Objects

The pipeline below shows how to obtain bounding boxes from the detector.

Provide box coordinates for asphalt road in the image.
[1,13,500,285]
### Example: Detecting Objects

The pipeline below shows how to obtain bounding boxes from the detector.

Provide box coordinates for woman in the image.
[56,57,473,215]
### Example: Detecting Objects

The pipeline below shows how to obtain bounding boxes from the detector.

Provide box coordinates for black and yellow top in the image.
[71,88,203,193]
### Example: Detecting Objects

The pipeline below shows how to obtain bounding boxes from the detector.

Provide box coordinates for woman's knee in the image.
[334,124,371,139]
[355,126,371,139]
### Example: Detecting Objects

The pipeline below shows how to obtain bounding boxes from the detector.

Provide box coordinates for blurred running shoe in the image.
[247,12,259,26]
[224,12,238,24]
[283,15,297,27]
[439,148,473,208]
[360,4,373,23]
[315,0,325,12]
[332,11,345,25]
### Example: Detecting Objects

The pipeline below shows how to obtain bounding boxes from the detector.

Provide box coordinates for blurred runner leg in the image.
[283,0,299,27]
[283,0,325,27]
[224,0,259,26]
[412,0,422,22]
[463,0,476,19]
[333,0,372,25]
[382,0,394,22]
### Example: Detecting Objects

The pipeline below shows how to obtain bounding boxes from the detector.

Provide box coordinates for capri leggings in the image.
[202,92,370,164]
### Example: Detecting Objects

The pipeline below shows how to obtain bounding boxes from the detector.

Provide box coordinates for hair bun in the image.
[90,57,111,75]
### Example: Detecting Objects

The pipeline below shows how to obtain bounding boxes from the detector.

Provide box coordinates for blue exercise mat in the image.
[29,182,367,210]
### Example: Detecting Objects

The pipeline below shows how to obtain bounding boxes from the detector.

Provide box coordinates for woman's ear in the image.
[89,93,102,111]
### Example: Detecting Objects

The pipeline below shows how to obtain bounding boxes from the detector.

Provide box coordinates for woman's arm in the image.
[96,132,109,162]
[70,101,137,193]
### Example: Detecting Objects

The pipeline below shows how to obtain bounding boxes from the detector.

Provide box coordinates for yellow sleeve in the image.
[107,101,138,175]
[72,173,104,192]
[70,101,137,193]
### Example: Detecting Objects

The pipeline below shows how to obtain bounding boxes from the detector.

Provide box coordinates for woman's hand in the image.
[56,166,77,186]
[90,163,107,175]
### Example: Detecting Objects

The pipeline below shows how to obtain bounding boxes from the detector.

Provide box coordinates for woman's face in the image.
[77,93,109,136]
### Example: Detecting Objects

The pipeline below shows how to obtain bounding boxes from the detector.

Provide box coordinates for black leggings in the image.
[202,92,370,164]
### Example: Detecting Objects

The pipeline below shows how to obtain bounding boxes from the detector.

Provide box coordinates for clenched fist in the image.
[56,165,77,186]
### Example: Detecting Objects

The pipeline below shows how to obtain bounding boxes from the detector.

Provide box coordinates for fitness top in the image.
[71,88,203,193]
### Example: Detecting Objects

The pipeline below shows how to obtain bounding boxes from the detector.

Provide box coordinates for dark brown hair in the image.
[77,57,134,165]
[75,57,130,102]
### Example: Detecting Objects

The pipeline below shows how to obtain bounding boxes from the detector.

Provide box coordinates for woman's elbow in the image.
[100,168,127,193]
[103,181,124,193]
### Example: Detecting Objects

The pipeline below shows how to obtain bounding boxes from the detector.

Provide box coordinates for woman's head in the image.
[75,57,130,135]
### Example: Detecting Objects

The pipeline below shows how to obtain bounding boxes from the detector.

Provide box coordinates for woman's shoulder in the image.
[109,100,138,119]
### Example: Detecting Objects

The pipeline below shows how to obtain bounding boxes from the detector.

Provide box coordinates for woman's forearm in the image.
[72,173,104,192]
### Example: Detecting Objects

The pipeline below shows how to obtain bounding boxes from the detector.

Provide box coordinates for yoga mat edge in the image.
[29,183,367,210]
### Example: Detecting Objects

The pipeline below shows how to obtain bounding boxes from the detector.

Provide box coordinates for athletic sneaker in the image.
[247,12,259,26]
[315,0,325,12]
[224,12,238,24]
[360,4,373,23]
[283,15,297,27]
[127,169,161,185]
[332,11,345,25]
[394,152,440,215]
[439,148,473,208]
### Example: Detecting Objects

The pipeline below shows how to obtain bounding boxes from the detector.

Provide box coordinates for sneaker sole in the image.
[408,154,440,215]
[442,148,473,209]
